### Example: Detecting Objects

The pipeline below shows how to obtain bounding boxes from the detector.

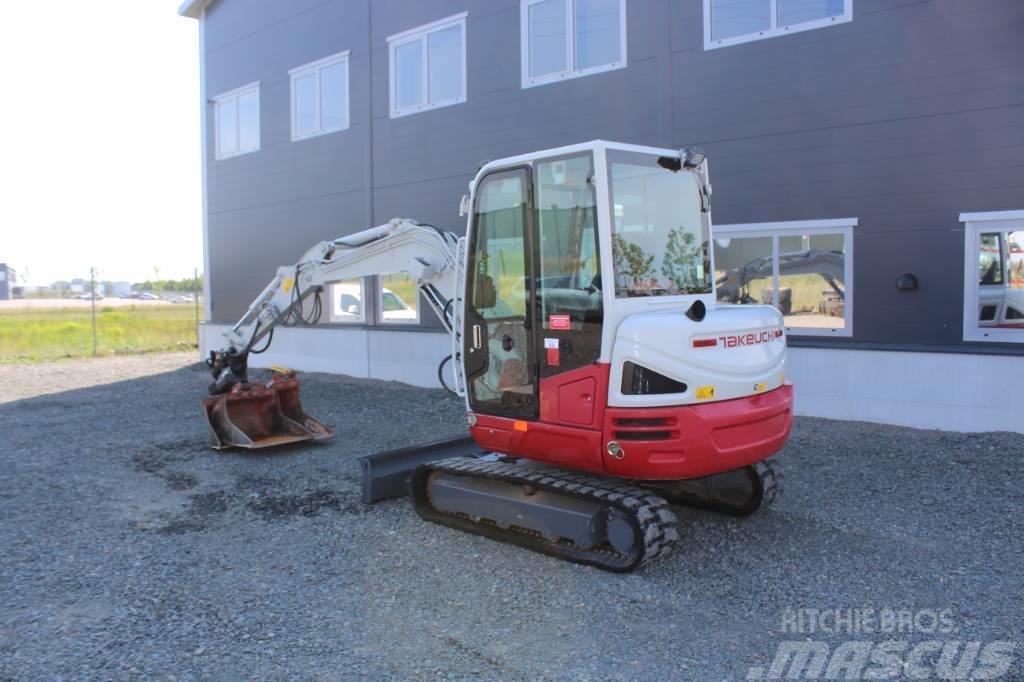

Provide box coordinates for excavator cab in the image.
[459,140,790,480]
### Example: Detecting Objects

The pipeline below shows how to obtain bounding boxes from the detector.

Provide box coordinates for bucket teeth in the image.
[202,378,333,450]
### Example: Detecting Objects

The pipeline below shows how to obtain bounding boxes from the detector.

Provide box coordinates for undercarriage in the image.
[404,454,783,572]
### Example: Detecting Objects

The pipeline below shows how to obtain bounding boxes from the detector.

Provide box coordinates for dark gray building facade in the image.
[181,0,1024,432]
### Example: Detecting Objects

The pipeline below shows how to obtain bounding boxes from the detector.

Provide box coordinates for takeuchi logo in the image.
[692,328,783,349]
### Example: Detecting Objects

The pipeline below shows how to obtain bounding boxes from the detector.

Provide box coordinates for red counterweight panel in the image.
[602,385,793,480]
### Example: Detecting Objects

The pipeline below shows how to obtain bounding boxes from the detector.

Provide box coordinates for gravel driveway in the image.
[1,353,1021,679]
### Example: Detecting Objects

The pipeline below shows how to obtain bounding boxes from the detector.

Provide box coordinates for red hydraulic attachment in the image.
[202,372,333,450]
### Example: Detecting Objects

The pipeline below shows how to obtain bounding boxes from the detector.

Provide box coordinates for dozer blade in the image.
[202,377,333,450]
[358,435,483,504]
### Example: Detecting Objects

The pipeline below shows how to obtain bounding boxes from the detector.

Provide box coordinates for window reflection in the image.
[977,230,1024,329]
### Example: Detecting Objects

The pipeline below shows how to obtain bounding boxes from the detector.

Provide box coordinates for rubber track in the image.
[652,458,784,517]
[755,459,783,508]
[410,458,679,573]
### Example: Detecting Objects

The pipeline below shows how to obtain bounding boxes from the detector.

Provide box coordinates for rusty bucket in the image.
[202,375,333,450]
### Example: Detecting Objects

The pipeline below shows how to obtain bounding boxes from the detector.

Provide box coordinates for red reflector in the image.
[692,338,718,348]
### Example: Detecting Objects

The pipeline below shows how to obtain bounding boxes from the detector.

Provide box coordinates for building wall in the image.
[196,0,1024,431]
[202,0,1024,352]
[0,264,14,301]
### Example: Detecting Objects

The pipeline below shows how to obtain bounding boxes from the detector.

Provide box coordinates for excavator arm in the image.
[208,218,461,394]
[715,248,846,303]
[203,218,462,449]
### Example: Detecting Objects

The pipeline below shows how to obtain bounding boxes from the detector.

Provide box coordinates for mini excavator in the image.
[203,141,793,572]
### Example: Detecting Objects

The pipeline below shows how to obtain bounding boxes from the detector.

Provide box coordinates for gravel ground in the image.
[1,353,1021,680]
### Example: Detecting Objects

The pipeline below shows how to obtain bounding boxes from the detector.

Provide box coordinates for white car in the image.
[977,232,1024,328]
[332,283,416,321]
[170,295,195,304]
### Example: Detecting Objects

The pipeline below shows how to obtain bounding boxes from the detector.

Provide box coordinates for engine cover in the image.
[608,303,786,408]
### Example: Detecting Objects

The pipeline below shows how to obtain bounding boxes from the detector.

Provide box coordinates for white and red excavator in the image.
[202,140,793,572]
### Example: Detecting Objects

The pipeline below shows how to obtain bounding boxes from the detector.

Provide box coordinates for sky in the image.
[0,2,201,286]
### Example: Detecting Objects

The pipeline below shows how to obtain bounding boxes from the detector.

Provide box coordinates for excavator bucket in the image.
[202,374,333,450]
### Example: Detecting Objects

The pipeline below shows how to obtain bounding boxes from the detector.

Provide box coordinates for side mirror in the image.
[346,303,361,315]
[475,274,497,309]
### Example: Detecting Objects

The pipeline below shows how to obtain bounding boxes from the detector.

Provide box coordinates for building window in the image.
[290,51,350,140]
[387,12,467,118]
[960,210,1024,344]
[330,278,367,324]
[378,273,420,324]
[712,218,856,336]
[213,82,260,159]
[521,0,627,88]
[703,0,852,50]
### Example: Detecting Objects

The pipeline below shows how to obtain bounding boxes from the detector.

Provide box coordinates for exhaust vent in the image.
[621,362,687,396]
[612,416,678,442]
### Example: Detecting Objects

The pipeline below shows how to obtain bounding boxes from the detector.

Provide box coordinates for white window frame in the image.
[960,210,1024,344]
[703,0,853,50]
[212,81,260,160]
[289,50,350,141]
[712,218,856,337]
[329,278,367,324]
[387,12,468,119]
[520,0,627,89]
[377,275,421,325]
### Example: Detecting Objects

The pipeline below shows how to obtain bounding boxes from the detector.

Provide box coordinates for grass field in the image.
[0,305,198,364]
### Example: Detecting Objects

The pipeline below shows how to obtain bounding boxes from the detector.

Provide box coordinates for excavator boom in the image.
[203,218,462,449]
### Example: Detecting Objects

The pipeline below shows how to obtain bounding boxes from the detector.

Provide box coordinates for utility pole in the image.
[90,267,98,357]
[194,267,200,347]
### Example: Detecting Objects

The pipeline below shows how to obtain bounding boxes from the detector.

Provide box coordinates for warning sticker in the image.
[695,386,716,401]
[546,348,560,367]
[549,314,571,330]
[543,337,559,349]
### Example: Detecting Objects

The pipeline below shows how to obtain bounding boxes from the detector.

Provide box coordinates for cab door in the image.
[463,167,539,419]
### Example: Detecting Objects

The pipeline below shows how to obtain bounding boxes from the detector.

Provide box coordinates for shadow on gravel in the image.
[157,491,230,535]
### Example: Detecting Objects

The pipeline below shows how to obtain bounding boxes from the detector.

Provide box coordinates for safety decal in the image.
[549,314,571,330]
